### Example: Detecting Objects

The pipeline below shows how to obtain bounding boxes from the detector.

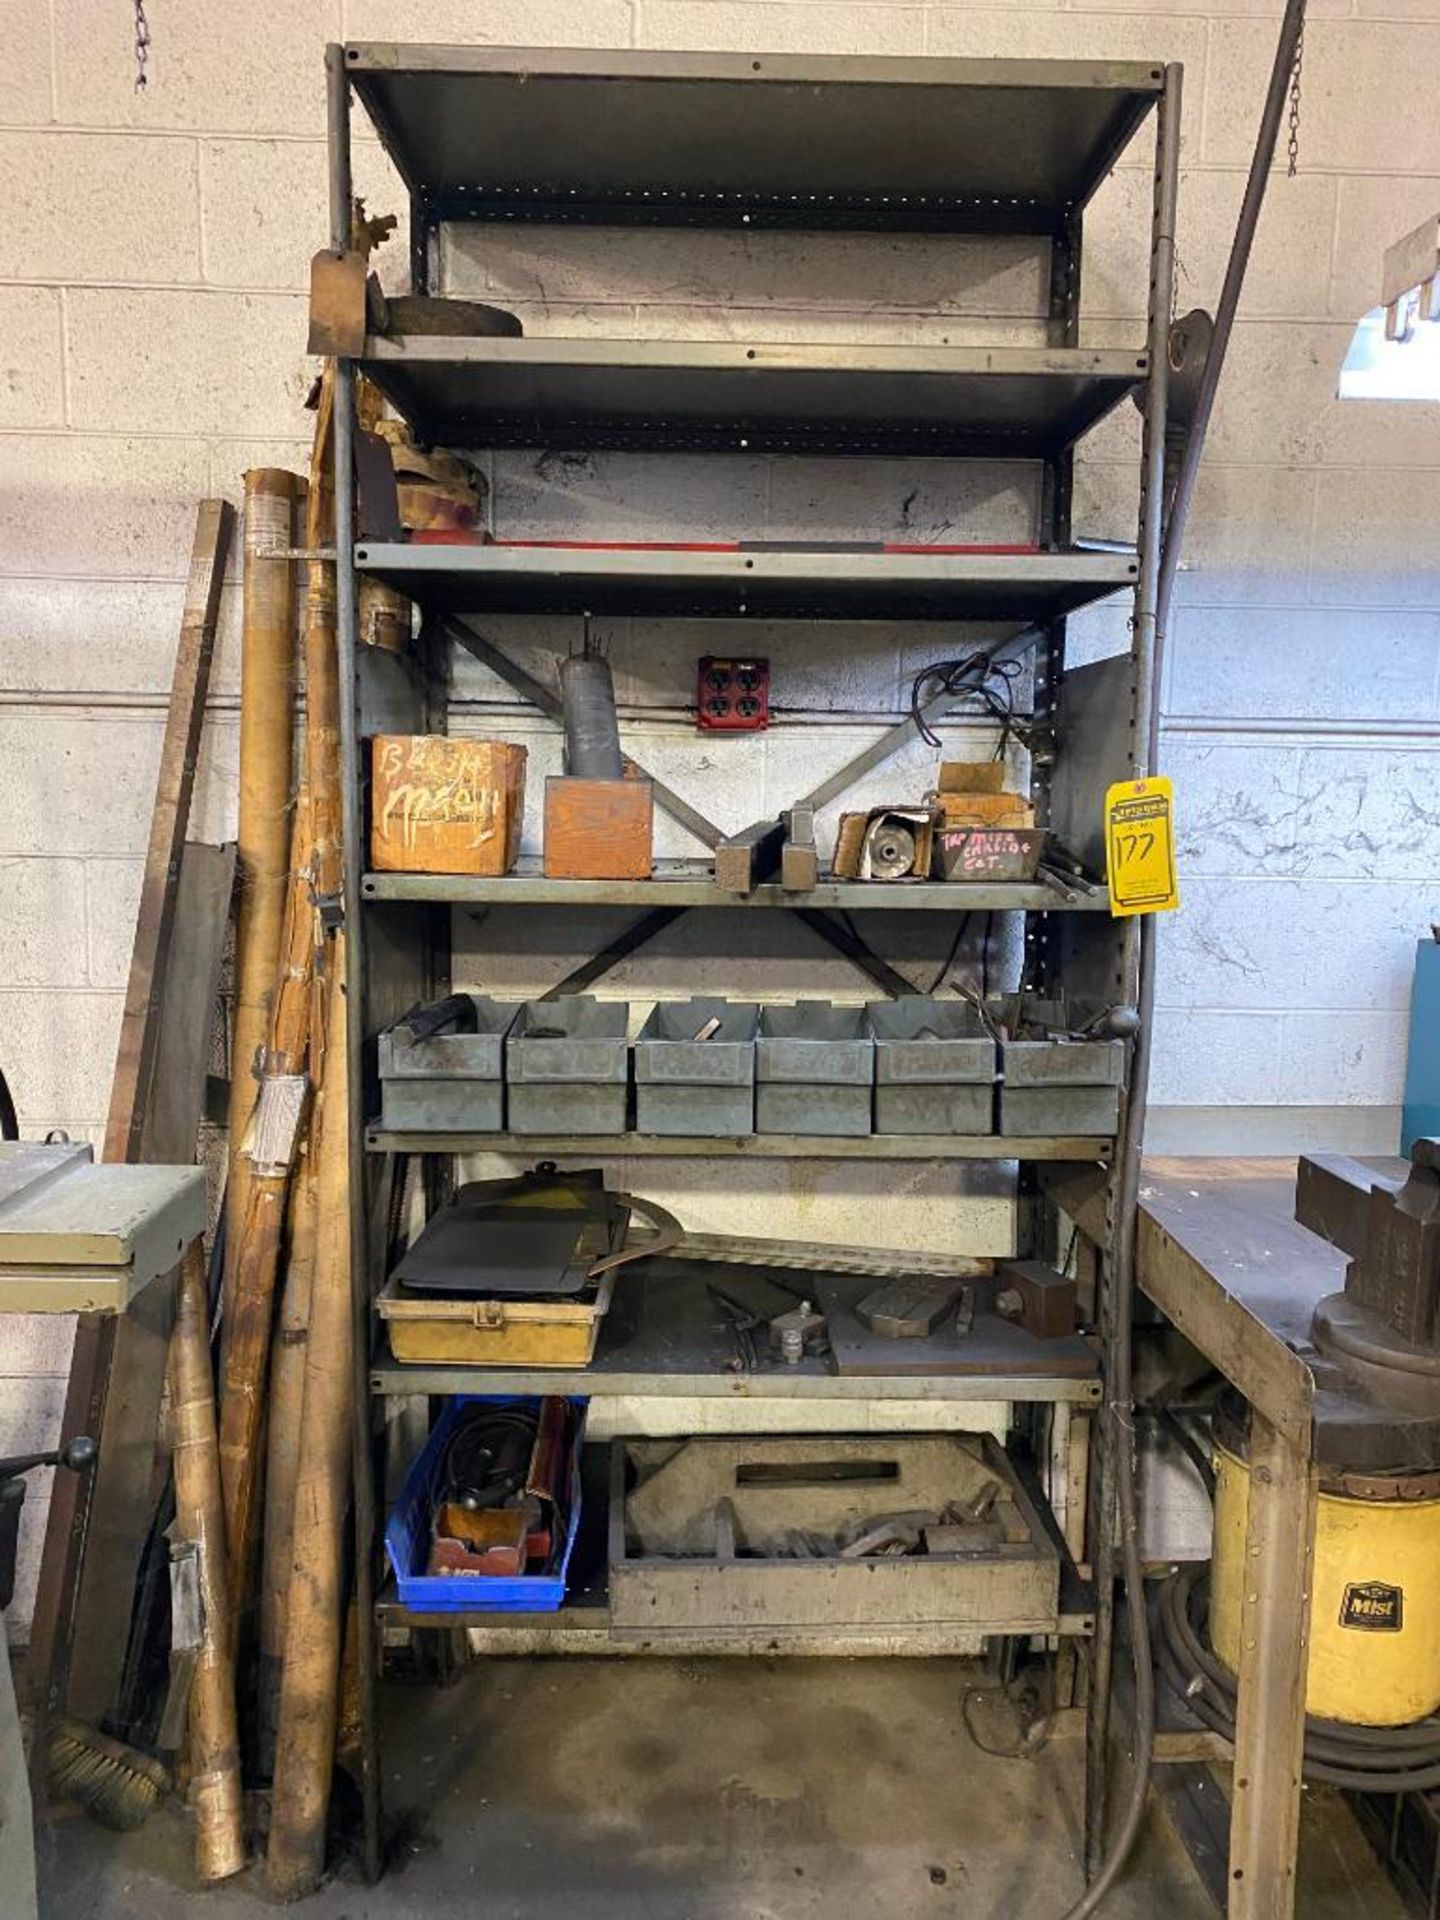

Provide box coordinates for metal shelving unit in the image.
[327,40,1181,1883]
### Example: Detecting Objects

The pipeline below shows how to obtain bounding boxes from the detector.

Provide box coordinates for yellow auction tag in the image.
[1105,775,1179,917]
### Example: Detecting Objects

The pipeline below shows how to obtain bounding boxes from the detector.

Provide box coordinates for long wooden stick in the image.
[217,791,315,1613]
[224,469,299,1363]
[265,955,353,1901]
[106,500,234,1163]
[256,1144,317,1780]
[170,1241,245,1884]
[29,503,232,1811]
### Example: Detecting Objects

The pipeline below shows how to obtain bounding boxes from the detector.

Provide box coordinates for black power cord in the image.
[909,652,1030,757]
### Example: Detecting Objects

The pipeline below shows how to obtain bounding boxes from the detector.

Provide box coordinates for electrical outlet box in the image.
[697,656,769,731]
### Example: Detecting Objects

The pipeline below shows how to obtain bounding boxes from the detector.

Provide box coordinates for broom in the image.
[48,1718,171,1831]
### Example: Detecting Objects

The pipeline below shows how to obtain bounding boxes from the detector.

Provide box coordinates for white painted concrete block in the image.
[0,1316,75,1379]
[0,578,242,698]
[0,991,122,1125]
[200,137,408,294]
[0,131,201,283]
[1166,738,1303,877]
[1205,21,1440,174]
[637,2,926,54]
[0,287,63,430]
[0,0,53,124]
[1290,745,1440,881]
[766,458,1039,545]
[443,225,1047,326]
[52,0,335,134]
[0,713,160,856]
[1167,607,1440,723]
[1278,1008,1410,1106]
[1149,1007,1284,1105]
[1311,470,1440,611]
[0,858,89,987]
[0,435,212,579]
[1172,465,1317,607]
[490,450,772,543]
[345,0,633,43]
[1156,878,1428,1013]
[84,858,144,990]
[66,289,312,438]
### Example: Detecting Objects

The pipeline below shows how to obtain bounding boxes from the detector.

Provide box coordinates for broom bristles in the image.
[49,1719,169,1832]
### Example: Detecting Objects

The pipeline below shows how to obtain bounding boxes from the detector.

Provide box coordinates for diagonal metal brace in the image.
[541,908,687,999]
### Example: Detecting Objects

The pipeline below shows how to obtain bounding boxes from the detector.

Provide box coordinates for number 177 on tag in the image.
[1104,776,1179,918]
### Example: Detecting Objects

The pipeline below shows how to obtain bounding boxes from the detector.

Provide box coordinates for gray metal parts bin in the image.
[378,994,517,1133]
[756,1001,875,1137]
[634,997,760,1136]
[1001,1032,1123,1136]
[506,996,630,1135]
[869,997,996,1134]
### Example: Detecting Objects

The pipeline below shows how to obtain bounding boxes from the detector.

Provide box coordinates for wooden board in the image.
[543,774,653,879]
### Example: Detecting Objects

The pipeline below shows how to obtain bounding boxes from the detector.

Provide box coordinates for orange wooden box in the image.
[370,735,526,875]
[543,775,653,880]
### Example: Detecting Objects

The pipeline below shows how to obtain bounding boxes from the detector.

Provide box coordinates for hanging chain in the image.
[134,0,150,92]
[1286,15,1305,177]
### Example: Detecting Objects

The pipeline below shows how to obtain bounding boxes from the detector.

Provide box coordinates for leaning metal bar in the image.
[1156,0,1307,633]
[1077,60,1180,1913]
[326,41,383,1887]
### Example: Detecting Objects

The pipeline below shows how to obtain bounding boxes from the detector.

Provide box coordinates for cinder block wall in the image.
[3,3,1436,1623]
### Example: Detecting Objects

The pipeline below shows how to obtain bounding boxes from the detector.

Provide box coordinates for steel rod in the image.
[1073,57,1181,1920]
[325,39,383,1890]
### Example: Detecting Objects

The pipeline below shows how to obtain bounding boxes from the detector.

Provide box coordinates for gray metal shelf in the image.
[364,1129,1112,1161]
[356,537,1138,622]
[371,1267,1100,1403]
[359,337,1146,457]
[361,860,1113,912]
[345,46,1160,235]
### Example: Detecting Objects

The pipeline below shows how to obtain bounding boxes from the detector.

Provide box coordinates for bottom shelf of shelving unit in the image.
[377,1445,1096,1655]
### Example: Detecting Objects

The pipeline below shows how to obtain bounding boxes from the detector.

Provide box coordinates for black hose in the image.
[1156,1565,1440,1792]
[0,1066,17,1141]
[1053,10,1310,1913]
[1153,1406,1218,1499]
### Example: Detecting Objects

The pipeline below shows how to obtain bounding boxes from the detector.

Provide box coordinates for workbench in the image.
[1062,1154,1407,1920]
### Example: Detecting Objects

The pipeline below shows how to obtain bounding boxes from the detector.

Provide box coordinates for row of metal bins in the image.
[379,993,1123,1138]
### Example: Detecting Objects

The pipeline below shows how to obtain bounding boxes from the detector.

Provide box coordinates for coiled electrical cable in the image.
[1155,1563,1440,1793]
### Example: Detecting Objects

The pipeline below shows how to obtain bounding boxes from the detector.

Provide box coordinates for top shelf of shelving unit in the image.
[344,47,1163,236]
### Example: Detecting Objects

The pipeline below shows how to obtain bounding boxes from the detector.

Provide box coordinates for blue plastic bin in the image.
[385,1394,587,1613]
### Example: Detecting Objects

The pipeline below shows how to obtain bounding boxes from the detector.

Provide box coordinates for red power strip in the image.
[698,656,770,731]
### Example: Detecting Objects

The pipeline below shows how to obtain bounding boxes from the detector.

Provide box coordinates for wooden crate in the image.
[371,735,525,875]
[543,774,652,880]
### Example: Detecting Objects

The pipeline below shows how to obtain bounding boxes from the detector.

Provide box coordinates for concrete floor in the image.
[40,1657,1402,1920]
